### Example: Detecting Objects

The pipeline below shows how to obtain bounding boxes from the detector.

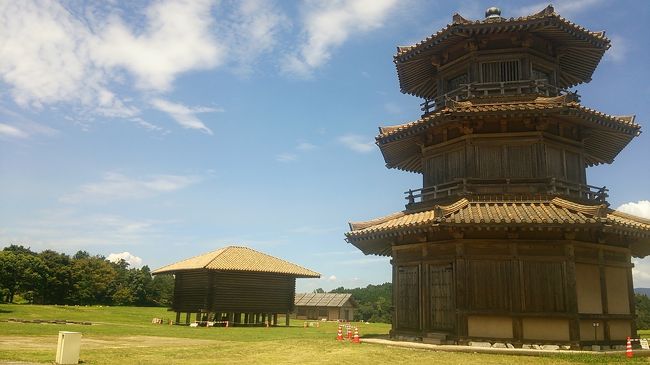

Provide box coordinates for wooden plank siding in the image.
[172,270,295,314]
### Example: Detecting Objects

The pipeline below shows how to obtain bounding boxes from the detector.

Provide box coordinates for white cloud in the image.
[151,98,221,135]
[328,275,337,281]
[338,134,375,153]
[219,0,288,75]
[60,172,200,203]
[0,1,221,130]
[91,0,221,91]
[617,201,650,219]
[276,153,298,162]
[0,123,28,138]
[283,0,398,77]
[108,251,143,268]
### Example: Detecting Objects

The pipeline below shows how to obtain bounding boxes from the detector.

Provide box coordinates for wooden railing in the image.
[405,178,608,205]
[420,80,580,115]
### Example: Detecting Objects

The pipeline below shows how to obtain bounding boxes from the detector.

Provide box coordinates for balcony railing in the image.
[404,178,608,207]
[420,79,580,115]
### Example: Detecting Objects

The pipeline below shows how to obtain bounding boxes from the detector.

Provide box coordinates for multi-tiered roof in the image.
[346,5,649,256]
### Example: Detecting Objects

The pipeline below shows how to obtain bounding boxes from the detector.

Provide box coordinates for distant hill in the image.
[635,288,650,297]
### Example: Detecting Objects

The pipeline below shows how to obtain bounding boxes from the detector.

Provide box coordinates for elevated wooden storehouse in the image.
[294,293,356,321]
[152,246,320,326]
[346,6,650,347]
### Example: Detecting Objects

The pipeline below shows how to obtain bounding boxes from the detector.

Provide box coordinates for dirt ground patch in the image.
[0,335,220,350]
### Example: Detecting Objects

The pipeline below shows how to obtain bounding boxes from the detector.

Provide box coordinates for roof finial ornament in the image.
[485,6,501,19]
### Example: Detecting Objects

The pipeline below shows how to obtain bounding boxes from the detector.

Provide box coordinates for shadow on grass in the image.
[0,309,12,314]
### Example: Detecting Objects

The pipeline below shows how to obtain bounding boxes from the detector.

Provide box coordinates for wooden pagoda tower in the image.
[346,6,650,347]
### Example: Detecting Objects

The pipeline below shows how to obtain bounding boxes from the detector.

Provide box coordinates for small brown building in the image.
[346,6,650,347]
[152,246,320,326]
[294,293,356,321]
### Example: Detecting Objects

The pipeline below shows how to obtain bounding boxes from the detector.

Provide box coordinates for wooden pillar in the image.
[510,242,523,345]
[229,312,234,324]
[185,312,190,325]
[244,313,249,324]
[598,249,610,343]
[285,312,290,326]
[455,242,468,341]
[262,313,267,324]
[175,312,181,325]
[627,252,638,340]
[565,243,580,348]
[255,313,260,324]
[273,313,278,326]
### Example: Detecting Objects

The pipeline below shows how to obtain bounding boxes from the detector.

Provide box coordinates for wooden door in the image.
[429,264,455,330]
[397,265,420,330]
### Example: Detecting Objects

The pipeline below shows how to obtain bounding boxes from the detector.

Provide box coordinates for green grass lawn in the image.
[0,304,647,364]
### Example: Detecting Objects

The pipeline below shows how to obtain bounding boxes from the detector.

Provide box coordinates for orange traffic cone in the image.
[352,327,360,344]
[347,325,352,339]
[626,337,633,358]
[336,325,343,341]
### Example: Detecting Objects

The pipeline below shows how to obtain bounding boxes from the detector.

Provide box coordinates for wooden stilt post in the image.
[185,312,190,325]
[175,312,181,325]
[285,312,290,326]
[273,314,278,326]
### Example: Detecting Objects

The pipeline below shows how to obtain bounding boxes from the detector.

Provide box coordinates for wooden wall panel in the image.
[522,261,566,312]
[506,145,534,178]
[428,264,455,330]
[396,265,420,330]
[172,271,210,312]
[212,271,295,313]
[546,146,564,178]
[477,145,503,178]
[467,260,512,311]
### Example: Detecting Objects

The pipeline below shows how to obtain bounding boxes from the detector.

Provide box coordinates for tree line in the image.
[327,282,392,323]
[0,245,173,306]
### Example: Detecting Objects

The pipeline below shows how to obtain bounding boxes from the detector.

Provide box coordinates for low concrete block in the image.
[468,341,492,348]
[542,345,559,351]
[491,342,506,348]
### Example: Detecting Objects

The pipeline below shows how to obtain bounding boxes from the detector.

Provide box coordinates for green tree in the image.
[636,293,650,330]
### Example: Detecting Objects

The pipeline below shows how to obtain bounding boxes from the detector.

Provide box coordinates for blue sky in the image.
[1,0,649,292]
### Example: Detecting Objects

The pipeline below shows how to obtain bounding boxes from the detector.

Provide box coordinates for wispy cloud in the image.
[60,172,200,204]
[150,98,221,135]
[276,153,298,162]
[604,34,629,63]
[0,123,28,138]
[220,0,288,75]
[297,142,317,151]
[282,0,398,77]
[338,134,375,153]
[0,209,172,251]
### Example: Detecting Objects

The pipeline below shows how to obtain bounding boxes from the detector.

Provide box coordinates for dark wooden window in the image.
[318,309,328,317]
[481,60,520,82]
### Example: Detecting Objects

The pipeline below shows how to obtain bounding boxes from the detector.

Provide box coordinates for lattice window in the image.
[481,60,520,82]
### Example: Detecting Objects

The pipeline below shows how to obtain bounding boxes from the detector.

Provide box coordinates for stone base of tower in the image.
[389,239,636,348]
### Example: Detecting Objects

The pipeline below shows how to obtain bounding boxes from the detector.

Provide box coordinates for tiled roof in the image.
[378,96,639,141]
[294,293,355,308]
[395,6,608,60]
[346,197,650,240]
[376,96,640,172]
[152,246,320,278]
[395,5,610,97]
